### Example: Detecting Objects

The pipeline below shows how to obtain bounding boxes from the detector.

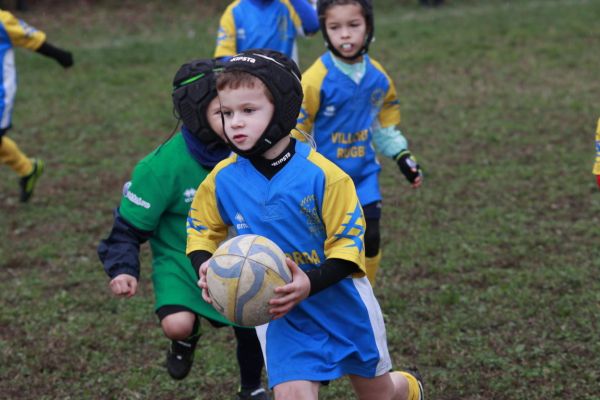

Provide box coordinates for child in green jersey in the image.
[97,59,268,400]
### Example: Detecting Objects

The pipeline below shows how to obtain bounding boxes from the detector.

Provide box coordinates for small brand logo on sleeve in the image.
[122,182,151,209]
[184,188,196,203]
[235,212,249,230]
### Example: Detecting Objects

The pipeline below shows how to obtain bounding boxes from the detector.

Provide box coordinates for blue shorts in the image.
[256,277,392,388]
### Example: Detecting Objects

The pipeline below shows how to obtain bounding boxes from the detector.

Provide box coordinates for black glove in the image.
[36,41,74,68]
[394,150,422,184]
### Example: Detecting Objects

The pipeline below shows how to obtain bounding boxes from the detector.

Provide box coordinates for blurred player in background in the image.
[296,0,422,284]
[214,0,319,64]
[0,9,73,202]
[593,117,600,189]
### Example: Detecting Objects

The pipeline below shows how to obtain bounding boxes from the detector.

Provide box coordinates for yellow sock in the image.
[365,250,381,286]
[0,136,33,176]
[397,371,423,400]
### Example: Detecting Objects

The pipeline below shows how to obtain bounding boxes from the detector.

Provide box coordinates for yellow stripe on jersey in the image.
[186,156,238,255]
[594,117,600,175]
[0,10,46,50]
[214,1,240,59]
[296,58,326,139]
[282,0,303,31]
[307,148,366,274]
[370,58,401,129]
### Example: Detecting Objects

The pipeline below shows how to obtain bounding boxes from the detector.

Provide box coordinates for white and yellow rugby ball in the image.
[206,234,291,327]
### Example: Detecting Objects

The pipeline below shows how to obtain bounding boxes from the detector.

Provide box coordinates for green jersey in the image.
[119,132,229,324]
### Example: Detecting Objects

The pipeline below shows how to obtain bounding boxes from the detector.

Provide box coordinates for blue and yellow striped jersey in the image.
[187,140,365,272]
[214,0,303,61]
[0,10,46,129]
[296,52,401,205]
[186,140,395,387]
[594,117,600,175]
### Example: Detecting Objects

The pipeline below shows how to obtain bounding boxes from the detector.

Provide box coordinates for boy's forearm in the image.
[189,250,212,279]
[372,125,408,158]
[97,209,152,279]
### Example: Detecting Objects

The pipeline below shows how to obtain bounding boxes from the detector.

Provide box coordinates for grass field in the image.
[1,0,599,399]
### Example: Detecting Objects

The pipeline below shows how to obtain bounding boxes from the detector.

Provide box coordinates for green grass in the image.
[1,0,600,398]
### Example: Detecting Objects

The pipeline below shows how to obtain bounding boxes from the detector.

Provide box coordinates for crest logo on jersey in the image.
[299,195,324,236]
[323,105,336,117]
[183,188,196,203]
[217,27,226,43]
[334,203,365,252]
[371,88,385,109]
[235,212,249,230]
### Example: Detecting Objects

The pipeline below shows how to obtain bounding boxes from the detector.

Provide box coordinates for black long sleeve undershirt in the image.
[189,250,212,279]
[97,208,153,279]
[305,258,361,296]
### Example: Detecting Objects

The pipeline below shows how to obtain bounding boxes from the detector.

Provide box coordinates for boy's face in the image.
[218,79,274,152]
[205,96,226,141]
[324,3,367,61]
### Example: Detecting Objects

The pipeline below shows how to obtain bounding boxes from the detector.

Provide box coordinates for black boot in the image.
[166,333,200,380]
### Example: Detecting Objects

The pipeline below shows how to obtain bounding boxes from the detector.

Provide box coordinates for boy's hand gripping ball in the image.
[206,234,292,327]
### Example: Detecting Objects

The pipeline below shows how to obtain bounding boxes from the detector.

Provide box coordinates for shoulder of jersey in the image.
[212,154,238,175]
[306,148,349,182]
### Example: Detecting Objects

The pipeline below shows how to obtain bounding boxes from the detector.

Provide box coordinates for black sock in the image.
[233,326,264,390]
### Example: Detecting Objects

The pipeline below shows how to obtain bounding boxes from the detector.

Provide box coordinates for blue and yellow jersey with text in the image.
[594,117,600,175]
[0,10,46,129]
[186,141,394,386]
[187,140,365,272]
[297,52,401,206]
[214,0,303,61]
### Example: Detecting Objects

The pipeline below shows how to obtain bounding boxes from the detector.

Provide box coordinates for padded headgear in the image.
[221,49,303,157]
[172,58,223,146]
[317,0,374,61]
